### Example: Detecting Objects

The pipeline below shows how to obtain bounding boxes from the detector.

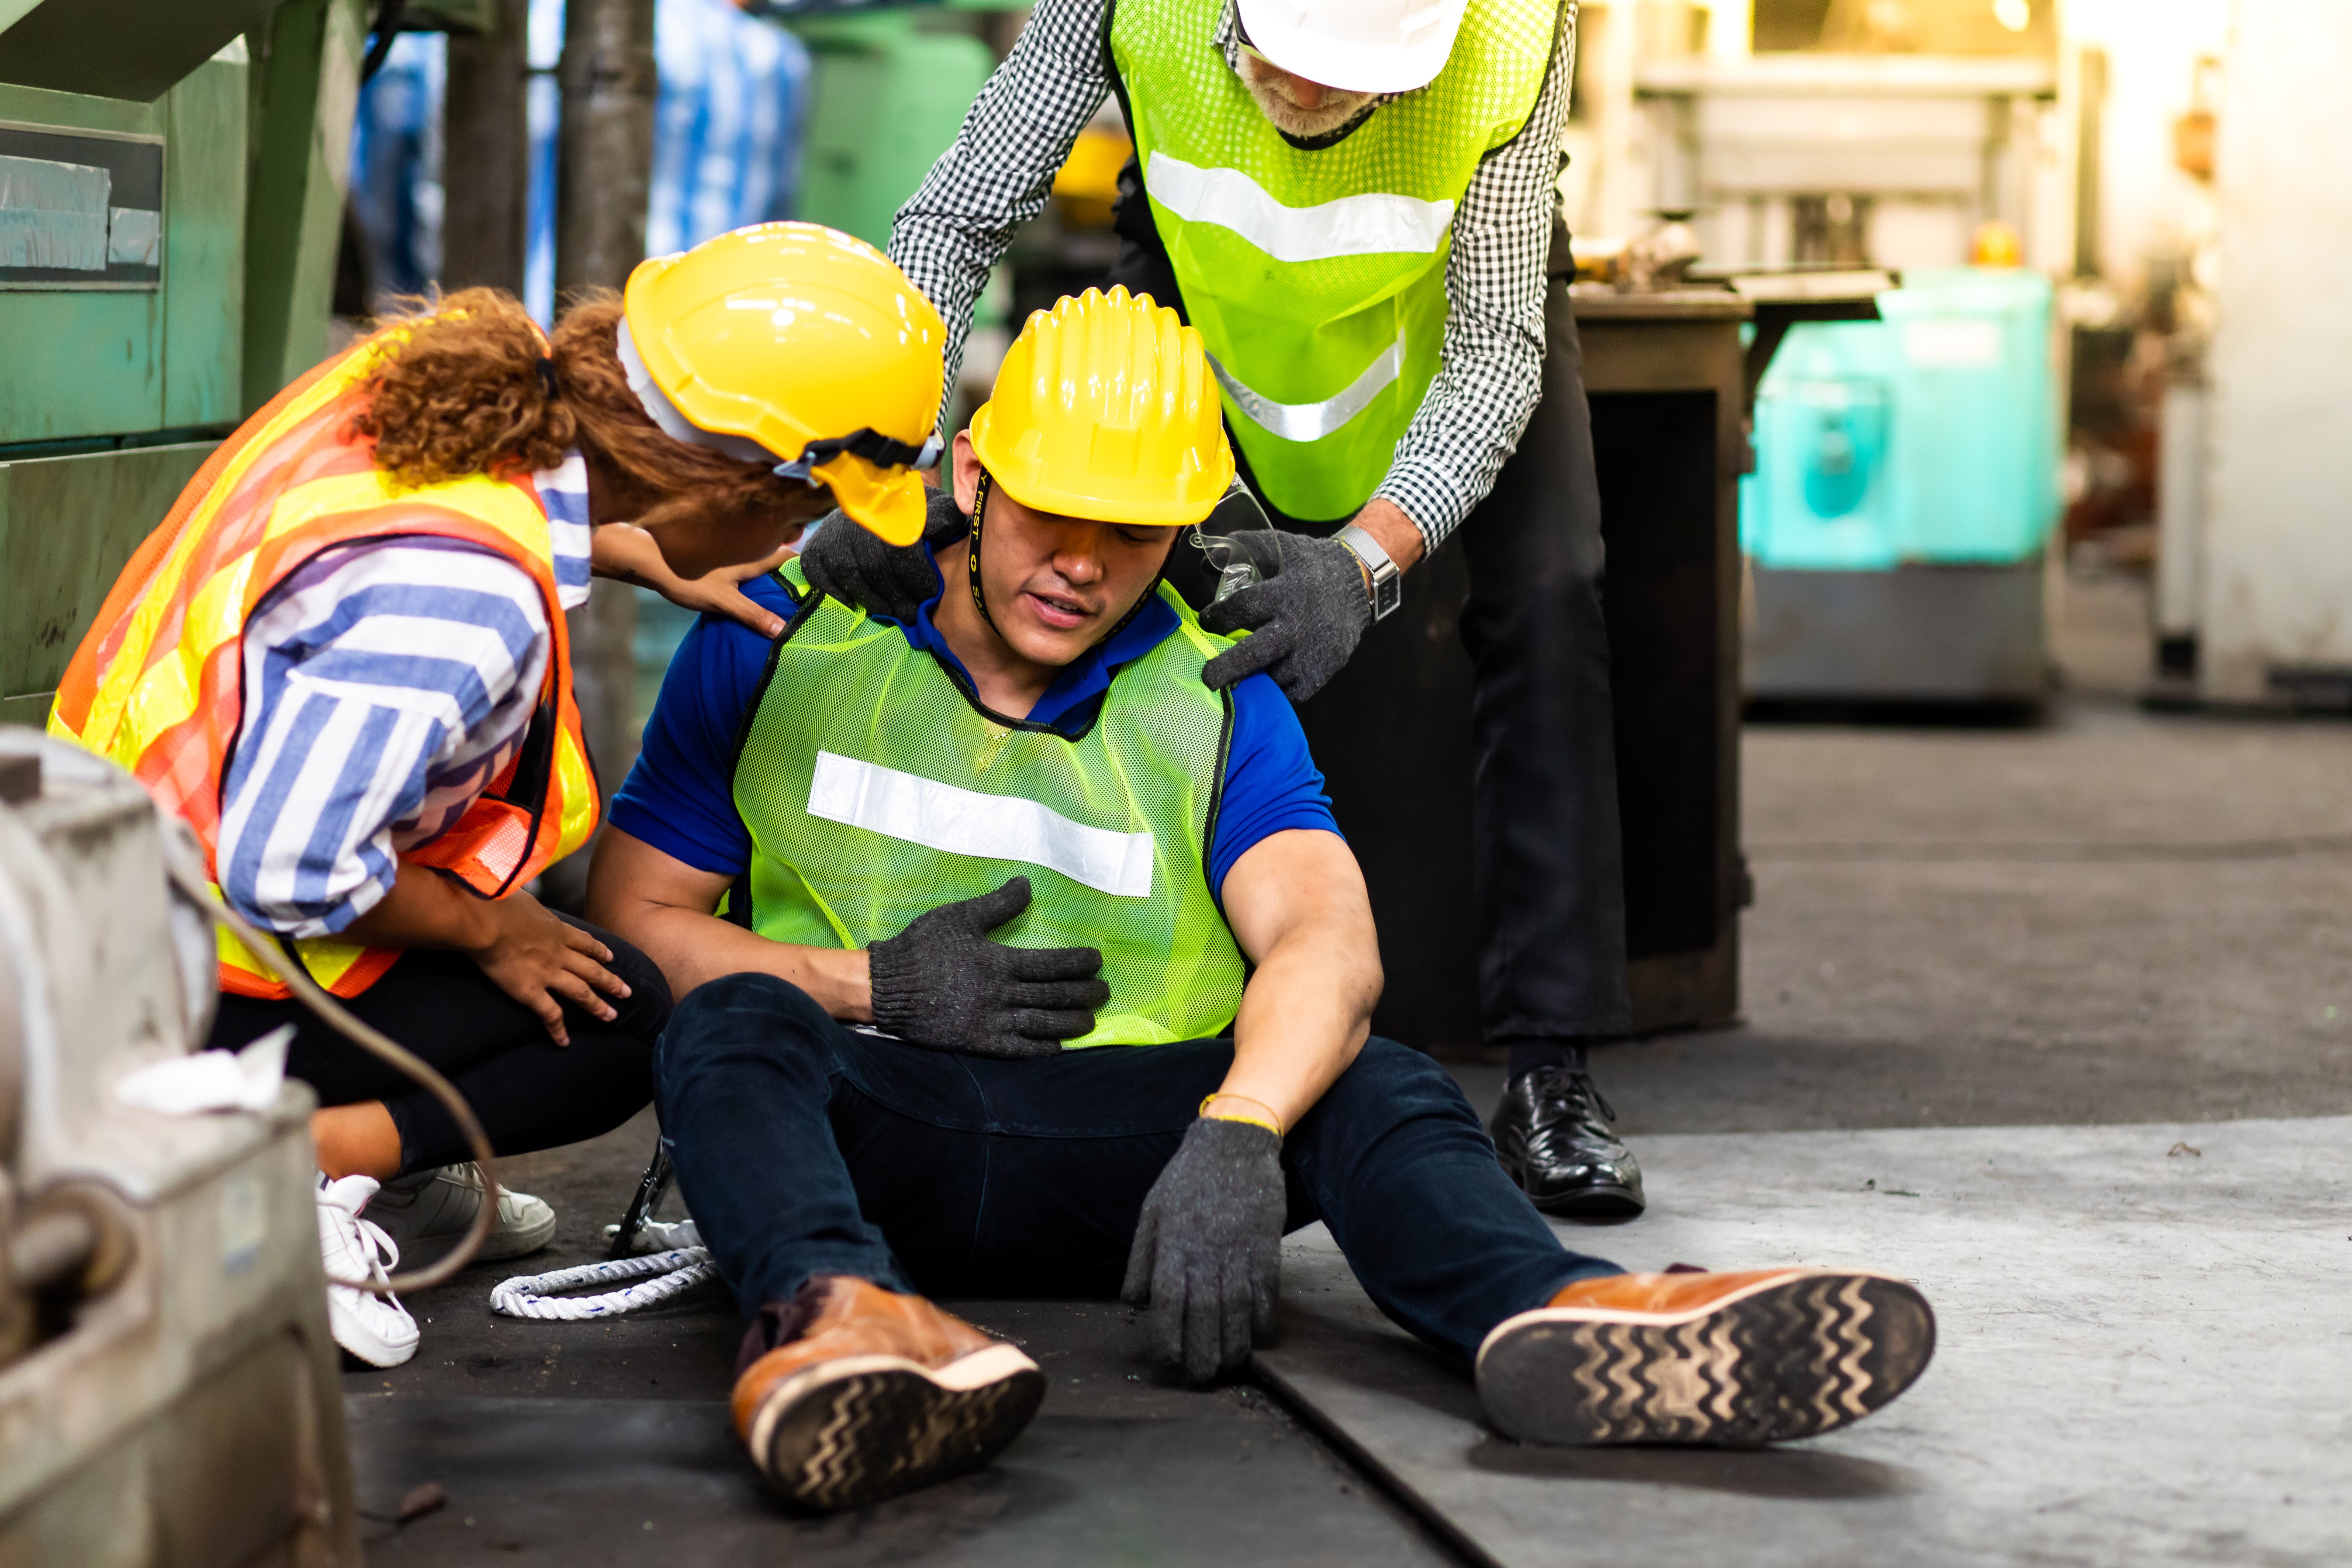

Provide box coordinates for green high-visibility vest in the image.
[1111,0,1558,522]
[730,560,1249,1048]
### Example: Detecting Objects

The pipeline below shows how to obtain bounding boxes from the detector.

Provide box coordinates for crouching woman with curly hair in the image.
[49,224,947,1366]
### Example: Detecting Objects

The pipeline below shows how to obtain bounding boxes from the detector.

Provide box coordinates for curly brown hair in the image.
[350,286,822,539]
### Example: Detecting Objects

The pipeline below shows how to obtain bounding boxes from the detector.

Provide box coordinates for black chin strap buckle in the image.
[773,428,944,486]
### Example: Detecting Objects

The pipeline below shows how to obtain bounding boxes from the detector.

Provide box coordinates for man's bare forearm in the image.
[614,899,870,1018]
[1347,496,1427,574]
[1213,830,1383,1132]
[1218,926,1378,1133]
[585,829,872,1018]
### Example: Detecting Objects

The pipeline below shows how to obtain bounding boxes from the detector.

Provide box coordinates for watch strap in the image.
[1336,524,1404,622]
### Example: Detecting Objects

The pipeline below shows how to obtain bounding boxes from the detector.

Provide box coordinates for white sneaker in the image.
[368,1163,557,1265]
[317,1174,420,1368]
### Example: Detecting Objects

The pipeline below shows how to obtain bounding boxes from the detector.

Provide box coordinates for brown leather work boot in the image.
[1476,1267,1935,1448]
[731,1276,1046,1511]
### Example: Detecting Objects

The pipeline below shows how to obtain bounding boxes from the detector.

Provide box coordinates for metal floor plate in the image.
[1256,1116,2352,1568]
[346,1299,1459,1567]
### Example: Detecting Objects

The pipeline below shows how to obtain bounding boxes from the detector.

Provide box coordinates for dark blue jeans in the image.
[655,973,1621,1362]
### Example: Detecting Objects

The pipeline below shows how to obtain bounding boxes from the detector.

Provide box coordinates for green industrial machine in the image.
[0,7,371,1564]
[0,0,365,726]
[783,4,1000,252]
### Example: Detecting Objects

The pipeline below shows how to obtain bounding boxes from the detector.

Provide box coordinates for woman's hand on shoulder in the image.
[590,522,793,639]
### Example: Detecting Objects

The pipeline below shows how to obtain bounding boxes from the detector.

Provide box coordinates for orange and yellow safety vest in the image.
[49,328,600,999]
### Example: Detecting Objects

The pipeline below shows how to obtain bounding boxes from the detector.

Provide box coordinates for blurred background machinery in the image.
[0,0,365,730]
[1624,6,2065,705]
[2167,0,2352,712]
[1742,266,2061,705]
[0,732,359,1564]
[1562,0,2248,716]
[1636,48,2057,275]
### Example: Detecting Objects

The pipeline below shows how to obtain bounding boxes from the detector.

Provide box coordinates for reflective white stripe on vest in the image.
[807,752,1156,898]
[1147,152,1455,263]
[1209,333,1406,443]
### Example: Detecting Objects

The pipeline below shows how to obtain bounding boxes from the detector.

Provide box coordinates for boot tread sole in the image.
[751,1344,1045,1512]
[1476,1271,1935,1448]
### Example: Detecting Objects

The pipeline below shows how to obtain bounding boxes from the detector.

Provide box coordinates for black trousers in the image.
[1122,227,1631,1042]
[1439,285,1630,1040]
[659,974,1617,1361]
[207,914,671,1174]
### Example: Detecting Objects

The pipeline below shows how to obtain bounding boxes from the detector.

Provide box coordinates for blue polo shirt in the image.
[610,562,1337,900]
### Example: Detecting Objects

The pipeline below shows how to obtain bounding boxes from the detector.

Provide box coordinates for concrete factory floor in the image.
[343,690,2352,1567]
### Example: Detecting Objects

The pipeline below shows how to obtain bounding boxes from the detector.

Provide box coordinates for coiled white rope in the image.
[490,1246,718,1320]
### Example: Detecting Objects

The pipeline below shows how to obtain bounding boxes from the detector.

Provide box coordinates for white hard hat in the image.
[1233,0,1470,95]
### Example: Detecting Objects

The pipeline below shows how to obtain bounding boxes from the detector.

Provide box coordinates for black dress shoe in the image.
[1489,1066,1645,1219]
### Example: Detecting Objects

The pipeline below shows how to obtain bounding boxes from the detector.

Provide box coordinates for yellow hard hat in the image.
[1971,221,2023,268]
[621,222,946,545]
[968,286,1234,528]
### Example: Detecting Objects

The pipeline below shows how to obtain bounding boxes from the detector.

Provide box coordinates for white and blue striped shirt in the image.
[216,456,595,939]
[645,0,812,259]
[522,0,812,318]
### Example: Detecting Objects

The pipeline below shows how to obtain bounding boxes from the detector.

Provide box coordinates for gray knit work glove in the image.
[798,490,967,624]
[1121,1117,1286,1382]
[1197,530,1372,701]
[867,876,1109,1058]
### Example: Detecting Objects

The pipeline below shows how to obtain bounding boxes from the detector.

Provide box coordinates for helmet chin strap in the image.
[964,471,998,632]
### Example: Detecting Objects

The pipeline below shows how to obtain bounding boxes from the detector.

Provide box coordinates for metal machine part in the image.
[157,825,502,1298]
[1633,53,2059,274]
[0,731,360,1566]
[1620,211,1705,292]
[608,1139,676,1261]
[1745,560,2048,704]
[1739,267,2058,704]
[1,0,365,729]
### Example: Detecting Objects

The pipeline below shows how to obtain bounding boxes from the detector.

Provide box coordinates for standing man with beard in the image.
[804,0,1644,1217]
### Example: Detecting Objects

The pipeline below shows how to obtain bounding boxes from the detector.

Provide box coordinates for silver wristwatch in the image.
[1336,524,1404,622]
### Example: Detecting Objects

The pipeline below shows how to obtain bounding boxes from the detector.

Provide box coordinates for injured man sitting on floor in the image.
[583,287,1937,1513]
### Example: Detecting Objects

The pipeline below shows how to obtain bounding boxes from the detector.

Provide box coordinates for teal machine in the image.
[1741,267,2061,704]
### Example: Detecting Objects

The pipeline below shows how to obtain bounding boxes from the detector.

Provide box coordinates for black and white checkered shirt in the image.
[889,0,1575,550]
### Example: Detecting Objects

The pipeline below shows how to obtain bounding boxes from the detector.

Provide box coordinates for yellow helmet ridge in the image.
[968,286,1235,528]
[623,222,947,545]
